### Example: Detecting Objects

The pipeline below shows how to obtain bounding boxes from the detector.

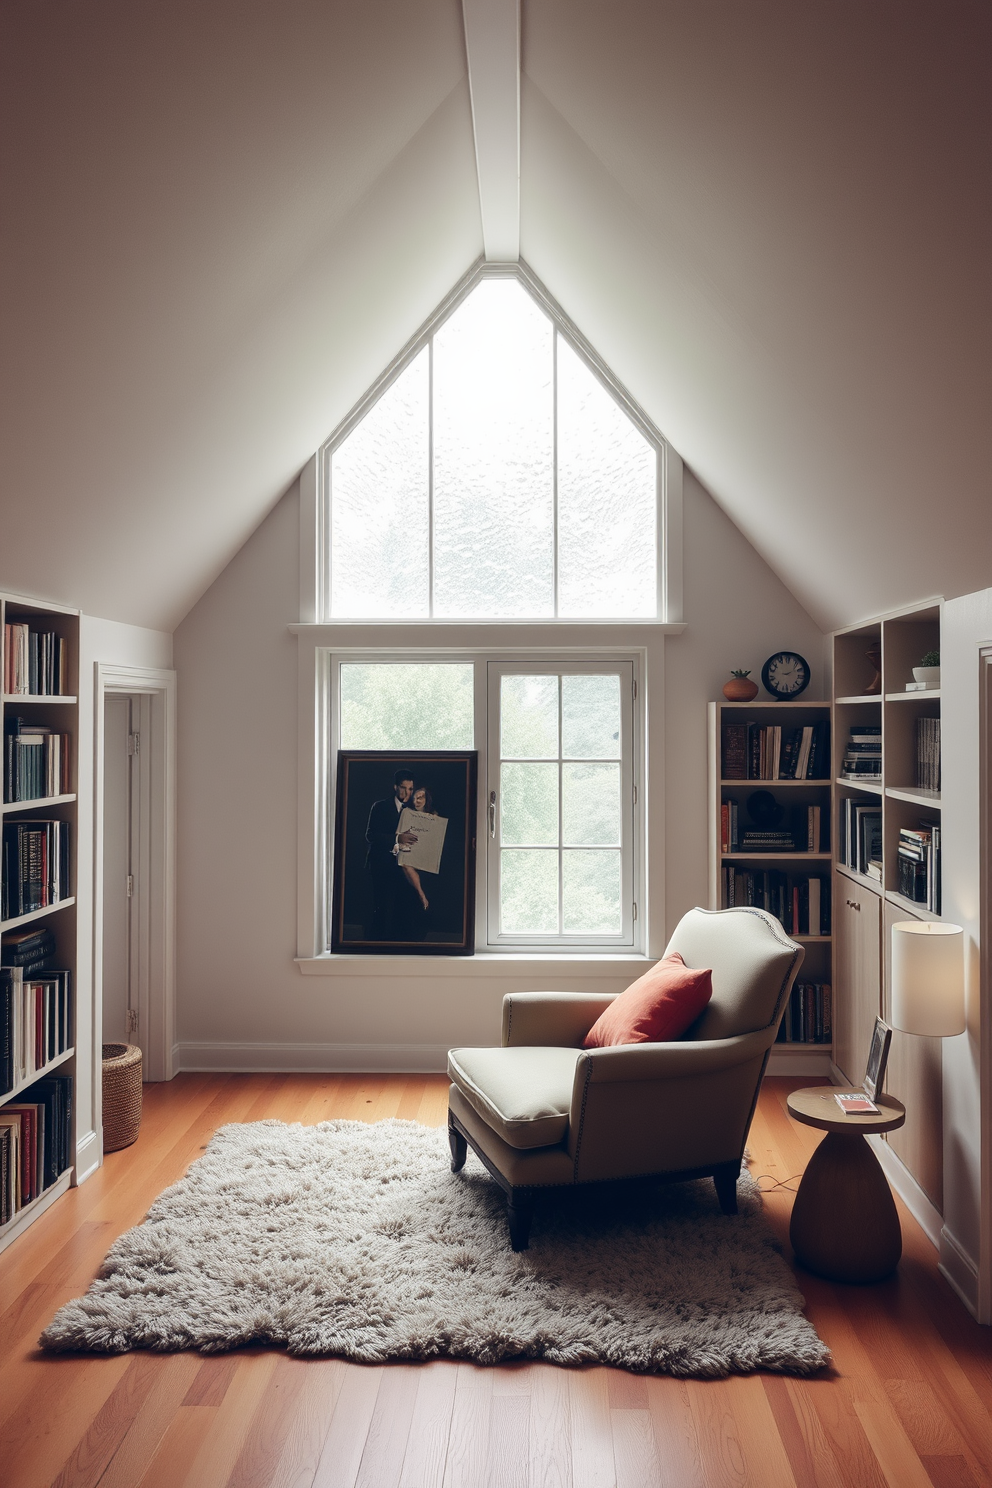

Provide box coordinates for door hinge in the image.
[126,1007,138,1035]
[128,732,140,756]
[126,874,134,898]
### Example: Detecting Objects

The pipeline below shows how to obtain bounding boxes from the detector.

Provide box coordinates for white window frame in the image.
[486,660,637,949]
[293,623,678,975]
[299,259,683,629]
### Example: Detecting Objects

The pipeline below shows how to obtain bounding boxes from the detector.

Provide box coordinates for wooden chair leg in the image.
[448,1122,467,1173]
[507,1190,533,1251]
[713,1161,740,1215]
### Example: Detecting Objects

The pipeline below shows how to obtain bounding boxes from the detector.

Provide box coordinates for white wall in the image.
[938,588,992,1318]
[74,616,173,1181]
[172,467,824,1071]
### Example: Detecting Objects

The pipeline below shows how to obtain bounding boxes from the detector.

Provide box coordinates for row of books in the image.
[916,717,941,793]
[4,624,67,697]
[898,821,941,914]
[4,720,71,802]
[721,869,831,935]
[721,802,826,854]
[838,798,882,878]
[1,820,71,921]
[775,983,832,1045]
[0,968,72,1094]
[721,722,830,781]
[841,724,881,780]
[0,1074,73,1224]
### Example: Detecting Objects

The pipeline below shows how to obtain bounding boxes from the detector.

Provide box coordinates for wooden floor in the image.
[2,1074,992,1488]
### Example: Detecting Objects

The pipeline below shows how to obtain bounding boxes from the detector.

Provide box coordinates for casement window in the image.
[296,262,681,964]
[329,657,638,951]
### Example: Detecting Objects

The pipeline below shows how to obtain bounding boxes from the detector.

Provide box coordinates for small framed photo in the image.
[331,751,478,955]
[863,1017,892,1102]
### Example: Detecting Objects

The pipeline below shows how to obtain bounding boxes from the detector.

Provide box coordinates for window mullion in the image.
[557,676,563,936]
[428,338,435,619]
[552,329,559,619]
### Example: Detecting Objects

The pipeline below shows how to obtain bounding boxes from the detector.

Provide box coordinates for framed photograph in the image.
[863,1017,892,1102]
[331,751,478,954]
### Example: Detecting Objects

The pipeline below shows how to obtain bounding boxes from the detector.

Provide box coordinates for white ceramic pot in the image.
[912,666,940,689]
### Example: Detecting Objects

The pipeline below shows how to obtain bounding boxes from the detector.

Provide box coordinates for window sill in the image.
[295,953,653,979]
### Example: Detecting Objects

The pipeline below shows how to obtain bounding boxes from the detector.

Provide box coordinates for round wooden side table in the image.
[786,1087,906,1284]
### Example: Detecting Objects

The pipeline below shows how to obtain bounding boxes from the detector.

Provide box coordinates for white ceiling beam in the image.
[462,0,520,261]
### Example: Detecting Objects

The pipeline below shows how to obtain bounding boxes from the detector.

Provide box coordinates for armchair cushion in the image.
[582,952,712,1048]
[447,1045,580,1149]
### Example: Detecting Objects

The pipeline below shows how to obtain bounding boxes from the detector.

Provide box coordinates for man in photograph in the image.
[365,768,418,939]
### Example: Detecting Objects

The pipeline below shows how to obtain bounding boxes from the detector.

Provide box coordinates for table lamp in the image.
[890,921,966,1037]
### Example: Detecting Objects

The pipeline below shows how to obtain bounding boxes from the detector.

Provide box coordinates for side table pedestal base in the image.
[790,1131,902,1284]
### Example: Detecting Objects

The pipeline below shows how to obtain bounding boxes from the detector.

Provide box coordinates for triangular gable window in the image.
[323,270,669,621]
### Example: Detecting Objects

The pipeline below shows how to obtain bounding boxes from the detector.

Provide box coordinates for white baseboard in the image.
[176,1042,450,1074]
[75,1128,102,1184]
[939,1225,981,1320]
[867,1134,943,1250]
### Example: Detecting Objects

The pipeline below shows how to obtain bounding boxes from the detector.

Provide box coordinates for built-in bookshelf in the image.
[831,600,944,1210]
[708,699,833,1068]
[1,594,78,1253]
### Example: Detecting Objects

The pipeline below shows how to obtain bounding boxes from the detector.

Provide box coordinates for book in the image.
[3,625,65,696]
[721,724,748,779]
[916,716,941,793]
[835,1093,880,1115]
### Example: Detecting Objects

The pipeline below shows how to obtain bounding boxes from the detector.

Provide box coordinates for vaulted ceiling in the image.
[2,1,989,631]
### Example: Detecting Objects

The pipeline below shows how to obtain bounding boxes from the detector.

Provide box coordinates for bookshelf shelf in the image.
[884,690,940,703]
[835,694,883,706]
[884,888,942,923]
[2,793,76,814]
[885,786,941,808]
[0,1047,74,1110]
[836,777,883,795]
[708,698,832,1059]
[3,694,77,705]
[0,896,76,933]
[2,595,78,1251]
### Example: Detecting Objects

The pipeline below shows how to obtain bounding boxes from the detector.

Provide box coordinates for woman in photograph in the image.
[396,784,437,912]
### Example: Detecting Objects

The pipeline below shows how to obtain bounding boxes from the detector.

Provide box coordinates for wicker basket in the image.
[102,1043,142,1152]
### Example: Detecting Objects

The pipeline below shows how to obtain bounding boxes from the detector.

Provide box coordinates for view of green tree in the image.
[340,664,474,749]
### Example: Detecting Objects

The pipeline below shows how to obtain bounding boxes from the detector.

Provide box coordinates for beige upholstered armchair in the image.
[447,907,804,1249]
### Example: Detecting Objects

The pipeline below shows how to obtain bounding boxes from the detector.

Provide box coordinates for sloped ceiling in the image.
[1,1,989,631]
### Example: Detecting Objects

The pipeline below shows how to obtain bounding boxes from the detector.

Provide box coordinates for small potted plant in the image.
[913,649,940,690]
[723,668,759,701]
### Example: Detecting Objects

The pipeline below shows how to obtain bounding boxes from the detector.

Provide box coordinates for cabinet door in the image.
[883,899,943,1208]
[833,874,882,1083]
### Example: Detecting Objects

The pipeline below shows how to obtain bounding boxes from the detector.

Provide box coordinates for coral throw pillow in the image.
[583,952,713,1048]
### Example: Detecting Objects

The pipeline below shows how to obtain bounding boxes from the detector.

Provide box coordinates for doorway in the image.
[102,694,137,1044]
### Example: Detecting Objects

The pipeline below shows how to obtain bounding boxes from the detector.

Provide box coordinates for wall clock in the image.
[761,651,811,700]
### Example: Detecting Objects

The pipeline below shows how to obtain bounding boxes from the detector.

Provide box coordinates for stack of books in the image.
[776,982,832,1044]
[0,965,72,1093]
[722,868,830,935]
[740,828,796,853]
[3,625,66,696]
[898,821,941,913]
[4,719,71,802]
[722,803,825,854]
[842,724,882,780]
[721,721,829,780]
[1,820,71,920]
[839,799,882,876]
[0,1074,73,1223]
[916,717,941,793]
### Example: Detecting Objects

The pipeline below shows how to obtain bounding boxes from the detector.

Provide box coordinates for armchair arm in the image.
[579,1028,773,1084]
[501,991,617,1048]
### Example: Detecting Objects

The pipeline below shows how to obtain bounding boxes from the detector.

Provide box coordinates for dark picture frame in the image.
[331,750,478,955]
[863,1017,892,1102]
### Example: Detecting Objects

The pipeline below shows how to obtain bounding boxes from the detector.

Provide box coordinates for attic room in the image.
[2,0,992,1482]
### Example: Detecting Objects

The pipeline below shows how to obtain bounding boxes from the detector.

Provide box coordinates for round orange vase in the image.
[723,676,759,701]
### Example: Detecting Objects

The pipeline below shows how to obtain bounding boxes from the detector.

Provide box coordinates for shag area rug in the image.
[41,1119,829,1377]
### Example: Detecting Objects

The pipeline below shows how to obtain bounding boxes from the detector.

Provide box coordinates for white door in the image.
[102,694,135,1044]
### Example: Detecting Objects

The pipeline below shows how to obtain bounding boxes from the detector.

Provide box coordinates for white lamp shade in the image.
[890,921,965,1037]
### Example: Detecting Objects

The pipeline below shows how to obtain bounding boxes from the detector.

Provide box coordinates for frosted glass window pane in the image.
[339,664,474,749]
[501,850,558,933]
[562,763,620,846]
[563,851,621,933]
[433,280,554,617]
[330,349,429,618]
[501,763,558,846]
[500,675,559,758]
[562,675,621,759]
[557,338,657,618]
